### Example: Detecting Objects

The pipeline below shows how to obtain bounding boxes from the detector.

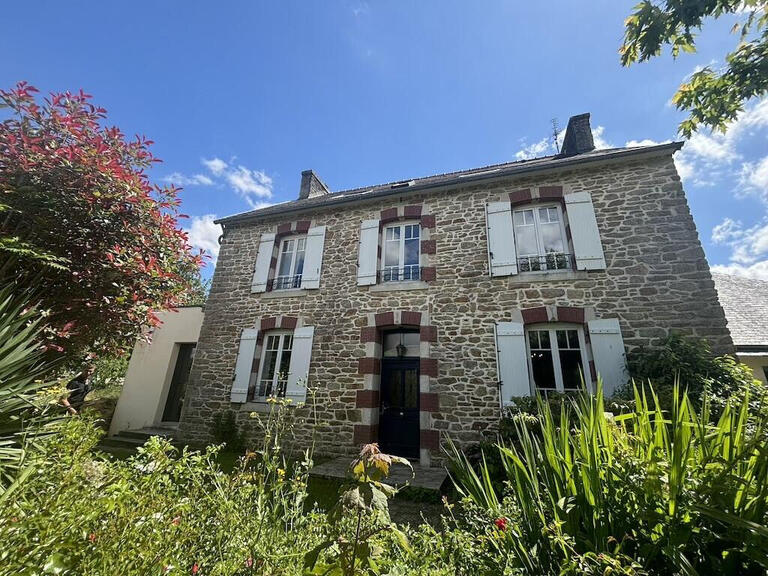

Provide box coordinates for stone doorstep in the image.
[308,455,448,492]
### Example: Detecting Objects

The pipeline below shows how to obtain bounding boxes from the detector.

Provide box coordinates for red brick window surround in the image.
[376,205,436,284]
[266,221,312,292]
[245,316,300,401]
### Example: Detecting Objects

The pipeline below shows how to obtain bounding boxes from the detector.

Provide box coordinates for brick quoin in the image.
[420,429,440,451]
[557,306,585,324]
[509,188,532,205]
[380,207,398,223]
[358,357,381,375]
[354,424,378,445]
[374,312,395,326]
[420,392,439,412]
[403,204,422,218]
[539,185,564,199]
[356,389,380,408]
[276,222,292,235]
[420,214,436,229]
[401,311,422,326]
[421,266,436,282]
[280,316,298,329]
[421,239,436,254]
[360,327,380,343]
[295,220,311,233]
[521,307,548,324]
[260,316,277,331]
[420,325,438,342]
[420,358,438,377]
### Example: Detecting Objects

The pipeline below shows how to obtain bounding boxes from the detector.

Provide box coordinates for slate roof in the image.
[216,141,683,225]
[713,273,768,349]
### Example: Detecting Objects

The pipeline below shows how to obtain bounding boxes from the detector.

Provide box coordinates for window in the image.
[255,331,293,400]
[274,236,306,290]
[527,324,589,392]
[513,205,570,271]
[381,223,420,282]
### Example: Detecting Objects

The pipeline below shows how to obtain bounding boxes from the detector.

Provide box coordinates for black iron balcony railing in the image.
[518,253,574,272]
[378,265,422,283]
[267,275,303,291]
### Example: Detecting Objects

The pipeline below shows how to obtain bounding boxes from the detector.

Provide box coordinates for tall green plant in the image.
[449,381,768,574]
[0,283,60,494]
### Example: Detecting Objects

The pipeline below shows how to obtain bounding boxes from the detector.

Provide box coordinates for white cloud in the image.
[711,261,768,281]
[162,172,214,186]
[739,156,768,198]
[185,214,221,264]
[515,137,552,160]
[202,157,228,176]
[225,166,273,206]
[166,157,275,210]
[592,126,612,150]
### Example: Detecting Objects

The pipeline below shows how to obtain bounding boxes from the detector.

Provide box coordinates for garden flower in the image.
[494,517,508,531]
[192,563,199,574]
[245,557,253,568]
[89,533,97,543]
[172,516,181,526]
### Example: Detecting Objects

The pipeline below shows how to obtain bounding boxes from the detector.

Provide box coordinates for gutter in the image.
[216,142,684,225]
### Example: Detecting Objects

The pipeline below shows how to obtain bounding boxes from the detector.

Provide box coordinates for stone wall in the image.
[179,153,733,461]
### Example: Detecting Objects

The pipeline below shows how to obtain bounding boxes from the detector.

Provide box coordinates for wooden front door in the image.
[379,358,420,459]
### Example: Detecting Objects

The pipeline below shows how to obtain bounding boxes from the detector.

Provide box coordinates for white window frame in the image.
[274,235,307,290]
[512,204,569,271]
[525,323,591,393]
[380,221,421,282]
[255,330,293,401]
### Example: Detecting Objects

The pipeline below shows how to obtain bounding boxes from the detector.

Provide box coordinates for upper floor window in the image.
[381,222,420,282]
[274,236,306,290]
[513,205,570,272]
[255,331,293,401]
[527,324,588,392]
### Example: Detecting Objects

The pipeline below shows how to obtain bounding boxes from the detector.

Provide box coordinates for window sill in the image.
[369,280,429,293]
[260,288,309,299]
[509,269,589,285]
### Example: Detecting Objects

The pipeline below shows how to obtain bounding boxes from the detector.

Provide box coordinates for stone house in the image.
[179,113,733,466]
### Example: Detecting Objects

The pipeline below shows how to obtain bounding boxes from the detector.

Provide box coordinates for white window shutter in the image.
[286,326,314,403]
[301,226,326,289]
[357,219,380,286]
[495,322,531,402]
[587,318,627,396]
[564,192,606,270]
[251,233,276,293]
[486,202,518,277]
[231,328,259,403]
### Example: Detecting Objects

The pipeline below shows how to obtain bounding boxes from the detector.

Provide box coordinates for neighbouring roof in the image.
[713,273,768,349]
[216,141,683,225]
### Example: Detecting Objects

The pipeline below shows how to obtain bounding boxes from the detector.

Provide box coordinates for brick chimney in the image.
[299,170,331,200]
[560,113,595,157]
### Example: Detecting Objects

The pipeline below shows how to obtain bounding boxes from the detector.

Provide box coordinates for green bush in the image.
[448,381,768,575]
[211,409,247,454]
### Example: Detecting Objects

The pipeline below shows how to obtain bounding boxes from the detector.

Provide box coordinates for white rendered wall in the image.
[109,307,203,435]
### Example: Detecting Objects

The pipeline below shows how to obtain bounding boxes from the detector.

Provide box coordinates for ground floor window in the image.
[255,331,293,400]
[527,324,589,392]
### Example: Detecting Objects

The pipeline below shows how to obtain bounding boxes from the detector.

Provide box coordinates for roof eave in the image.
[215,142,684,225]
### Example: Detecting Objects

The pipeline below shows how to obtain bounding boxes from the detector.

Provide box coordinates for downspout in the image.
[492,322,504,415]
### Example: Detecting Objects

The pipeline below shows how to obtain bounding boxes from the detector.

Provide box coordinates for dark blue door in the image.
[379,358,420,459]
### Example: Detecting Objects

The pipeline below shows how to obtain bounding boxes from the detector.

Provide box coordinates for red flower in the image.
[172,516,181,526]
[494,517,508,531]
[245,557,253,568]
[88,533,97,543]
[191,564,199,574]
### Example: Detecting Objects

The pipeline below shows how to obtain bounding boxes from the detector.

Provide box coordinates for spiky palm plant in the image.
[0,282,59,497]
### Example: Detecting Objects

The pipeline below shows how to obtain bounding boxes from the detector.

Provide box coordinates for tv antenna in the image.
[551,118,561,154]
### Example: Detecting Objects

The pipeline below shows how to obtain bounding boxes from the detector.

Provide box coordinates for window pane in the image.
[538,330,550,349]
[531,349,556,390]
[404,238,419,265]
[278,241,294,277]
[540,223,565,253]
[567,330,579,348]
[294,248,305,277]
[559,349,584,390]
[385,238,400,267]
[528,331,539,348]
[515,223,538,256]
[259,349,279,396]
[276,345,292,397]
[556,330,567,349]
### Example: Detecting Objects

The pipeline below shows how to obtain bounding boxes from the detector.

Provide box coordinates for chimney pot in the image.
[560,113,595,157]
[299,170,331,200]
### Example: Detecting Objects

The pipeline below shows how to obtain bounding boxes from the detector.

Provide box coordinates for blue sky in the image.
[3,1,767,278]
